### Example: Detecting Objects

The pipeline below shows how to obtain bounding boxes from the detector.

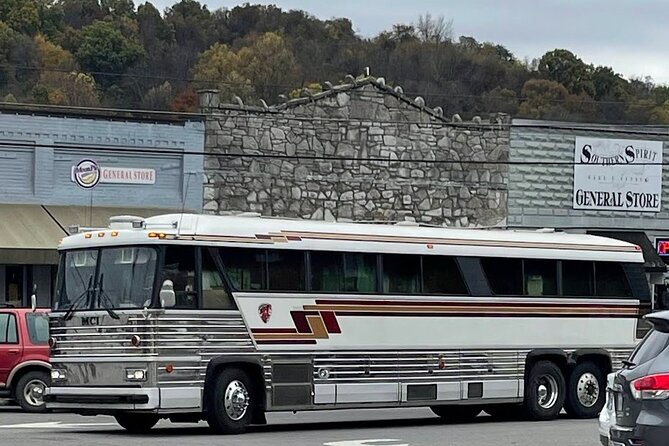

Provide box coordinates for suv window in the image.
[0,313,18,344]
[25,313,49,345]
[630,329,669,365]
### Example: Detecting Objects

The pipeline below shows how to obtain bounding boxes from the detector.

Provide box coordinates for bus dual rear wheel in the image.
[206,368,254,434]
[564,361,605,419]
[524,360,566,421]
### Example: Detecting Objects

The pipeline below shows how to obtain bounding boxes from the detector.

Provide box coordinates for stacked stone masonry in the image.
[202,78,510,227]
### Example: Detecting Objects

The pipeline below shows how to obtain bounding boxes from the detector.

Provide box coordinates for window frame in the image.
[0,312,19,345]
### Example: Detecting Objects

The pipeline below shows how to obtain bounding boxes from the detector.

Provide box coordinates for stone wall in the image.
[201,78,510,226]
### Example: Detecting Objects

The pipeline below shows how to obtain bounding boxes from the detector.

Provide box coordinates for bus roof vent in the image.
[236,212,262,218]
[109,215,146,229]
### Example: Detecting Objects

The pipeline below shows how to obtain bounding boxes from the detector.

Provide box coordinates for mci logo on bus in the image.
[258,304,272,323]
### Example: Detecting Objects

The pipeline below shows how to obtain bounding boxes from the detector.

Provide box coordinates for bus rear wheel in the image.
[564,361,606,419]
[523,360,566,421]
[206,368,254,434]
[114,413,159,433]
[430,405,482,423]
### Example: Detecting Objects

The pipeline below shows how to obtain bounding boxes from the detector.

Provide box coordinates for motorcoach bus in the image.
[45,213,649,433]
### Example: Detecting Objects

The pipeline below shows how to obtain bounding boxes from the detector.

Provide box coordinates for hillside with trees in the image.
[0,0,667,123]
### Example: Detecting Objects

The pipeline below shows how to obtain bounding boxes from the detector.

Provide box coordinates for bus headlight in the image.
[125,368,147,382]
[51,369,67,381]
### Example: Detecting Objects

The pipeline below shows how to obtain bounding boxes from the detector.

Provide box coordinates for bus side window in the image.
[202,249,236,309]
[162,246,197,308]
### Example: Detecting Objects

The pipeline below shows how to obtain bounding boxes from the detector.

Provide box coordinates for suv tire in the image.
[14,370,49,413]
[564,361,606,419]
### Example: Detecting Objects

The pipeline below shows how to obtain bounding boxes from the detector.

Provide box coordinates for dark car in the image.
[605,310,669,446]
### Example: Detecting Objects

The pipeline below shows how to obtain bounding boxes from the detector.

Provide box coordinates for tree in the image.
[237,32,299,102]
[141,81,173,109]
[57,0,104,29]
[170,88,197,112]
[76,20,143,75]
[538,49,594,96]
[192,42,254,102]
[416,13,452,43]
[518,79,571,119]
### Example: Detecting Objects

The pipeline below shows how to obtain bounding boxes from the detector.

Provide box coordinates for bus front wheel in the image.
[206,368,254,434]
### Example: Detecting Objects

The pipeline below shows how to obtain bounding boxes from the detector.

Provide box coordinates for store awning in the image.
[0,205,174,265]
[590,231,666,273]
[0,205,66,264]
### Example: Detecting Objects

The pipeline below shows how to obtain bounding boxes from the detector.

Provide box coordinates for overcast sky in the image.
[144,0,669,83]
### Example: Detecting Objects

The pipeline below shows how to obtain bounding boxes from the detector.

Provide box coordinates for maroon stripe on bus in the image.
[320,311,341,334]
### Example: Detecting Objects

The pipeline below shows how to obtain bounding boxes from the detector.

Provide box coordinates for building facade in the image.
[0,104,205,307]
[199,77,510,227]
[507,120,669,300]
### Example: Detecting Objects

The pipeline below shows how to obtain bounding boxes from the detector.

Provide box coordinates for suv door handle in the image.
[7,349,19,354]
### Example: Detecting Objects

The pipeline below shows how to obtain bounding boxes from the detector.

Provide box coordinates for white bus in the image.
[45,213,649,434]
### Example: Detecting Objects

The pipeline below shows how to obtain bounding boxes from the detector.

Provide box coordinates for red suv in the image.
[0,306,50,412]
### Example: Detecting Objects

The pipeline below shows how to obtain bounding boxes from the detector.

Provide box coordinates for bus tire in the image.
[564,361,606,419]
[523,360,565,421]
[430,405,482,423]
[114,413,159,433]
[206,367,254,434]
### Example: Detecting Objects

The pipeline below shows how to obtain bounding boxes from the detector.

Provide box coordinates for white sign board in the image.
[100,167,156,185]
[573,137,663,212]
[71,160,156,187]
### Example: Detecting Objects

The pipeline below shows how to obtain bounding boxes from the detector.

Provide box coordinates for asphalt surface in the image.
[0,403,601,446]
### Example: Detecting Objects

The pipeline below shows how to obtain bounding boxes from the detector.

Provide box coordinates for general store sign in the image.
[71,159,155,189]
[573,137,663,212]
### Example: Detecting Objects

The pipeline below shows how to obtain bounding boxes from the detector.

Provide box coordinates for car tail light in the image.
[631,373,669,400]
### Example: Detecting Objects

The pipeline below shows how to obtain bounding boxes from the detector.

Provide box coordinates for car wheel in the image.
[430,405,482,423]
[564,361,606,419]
[14,370,49,413]
[114,413,160,433]
[523,360,566,421]
[206,368,255,434]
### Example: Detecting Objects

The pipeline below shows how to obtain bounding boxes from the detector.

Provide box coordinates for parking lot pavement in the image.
[0,406,600,446]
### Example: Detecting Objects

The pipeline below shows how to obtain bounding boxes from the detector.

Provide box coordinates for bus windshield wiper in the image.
[97,274,120,320]
[63,275,94,321]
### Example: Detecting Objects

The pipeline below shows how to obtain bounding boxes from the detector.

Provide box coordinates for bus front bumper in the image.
[45,386,160,411]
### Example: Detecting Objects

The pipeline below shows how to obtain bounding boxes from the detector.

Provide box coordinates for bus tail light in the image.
[631,373,669,400]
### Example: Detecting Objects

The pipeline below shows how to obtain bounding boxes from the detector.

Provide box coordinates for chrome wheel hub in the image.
[537,375,559,409]
[576,372,599,408]
[24,379,46,407]
[224,380,249,421]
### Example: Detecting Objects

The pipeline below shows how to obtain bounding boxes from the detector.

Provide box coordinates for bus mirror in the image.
[160,280,176,308]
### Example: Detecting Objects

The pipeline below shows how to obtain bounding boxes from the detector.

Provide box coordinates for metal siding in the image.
[0,113,204,211]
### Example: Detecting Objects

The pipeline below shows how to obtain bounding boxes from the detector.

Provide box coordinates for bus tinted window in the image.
[311,252,377,293]
[219,248,266,291]
[524,259,557,296]
[422,256,468,295]
[267,250,305,291]
[382,254,421,294]
[202,249,235,309]
[481,258,523,295]
[595,262,632,297]
[562,260,594,296]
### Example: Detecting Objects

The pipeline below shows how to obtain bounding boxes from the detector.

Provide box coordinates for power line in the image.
[0,140,664,167]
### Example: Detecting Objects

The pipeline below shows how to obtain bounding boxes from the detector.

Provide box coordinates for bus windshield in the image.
[53,247,158,311]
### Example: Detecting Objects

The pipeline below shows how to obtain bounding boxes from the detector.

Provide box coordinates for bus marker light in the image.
[130,335,141,347]
[427,244,434,249]
[84,233,92,239]
[165,364,174,374]
[438,357,446,370]
[97,232,105,238]
[111,231,119,237]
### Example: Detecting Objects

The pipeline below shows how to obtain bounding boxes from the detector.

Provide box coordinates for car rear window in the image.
[630,329,669,365]
[25,313,49,345]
